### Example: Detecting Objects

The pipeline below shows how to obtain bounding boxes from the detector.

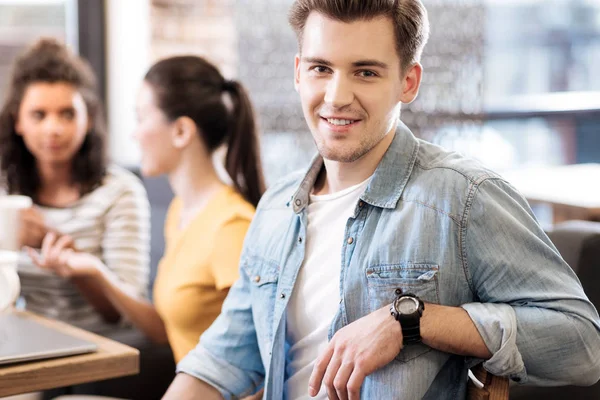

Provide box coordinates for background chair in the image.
[467,364,510,400]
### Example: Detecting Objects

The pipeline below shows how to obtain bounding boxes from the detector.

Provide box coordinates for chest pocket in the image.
[366,263,440,363]
[242,255,280,342]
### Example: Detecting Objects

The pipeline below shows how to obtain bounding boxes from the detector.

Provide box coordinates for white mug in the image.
[0,250,20,312]
[0,195,33,251]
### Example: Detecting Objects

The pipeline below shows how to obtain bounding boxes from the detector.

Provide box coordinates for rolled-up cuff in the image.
[462,302,527,384]
[177,345,257,399]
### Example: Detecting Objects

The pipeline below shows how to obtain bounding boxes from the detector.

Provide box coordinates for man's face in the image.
[295,13,420,163]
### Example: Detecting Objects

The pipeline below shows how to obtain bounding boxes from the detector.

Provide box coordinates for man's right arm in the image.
[163,373,223,400]
[463,178,600,385]
[163,248,266,399]
[164,374,265,400]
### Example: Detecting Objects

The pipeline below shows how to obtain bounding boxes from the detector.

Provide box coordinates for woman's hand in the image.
[18,207,52,249]
[27,232,103,279]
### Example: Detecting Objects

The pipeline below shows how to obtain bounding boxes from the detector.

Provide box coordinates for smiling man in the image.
[163,1,600,399]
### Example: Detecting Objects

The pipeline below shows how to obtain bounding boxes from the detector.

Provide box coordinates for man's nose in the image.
[324,74,354,109]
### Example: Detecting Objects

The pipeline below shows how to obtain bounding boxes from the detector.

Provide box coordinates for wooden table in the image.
[0,311,139,397]
[502,163,600,224]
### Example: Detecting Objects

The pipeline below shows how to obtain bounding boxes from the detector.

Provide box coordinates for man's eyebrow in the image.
[301,57,333,66]
[352,60,389,69]
[301,57,389,70]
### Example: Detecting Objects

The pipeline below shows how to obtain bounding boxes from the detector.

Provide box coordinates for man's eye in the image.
[312,66,330,74]
[358,70,378,78]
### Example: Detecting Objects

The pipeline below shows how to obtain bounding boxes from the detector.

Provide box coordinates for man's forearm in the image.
[163,373,223,400]
[420,303,492,359]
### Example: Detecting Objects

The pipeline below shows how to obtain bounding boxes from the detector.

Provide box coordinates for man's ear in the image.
[294,53,301,93]
[399,63,423,104]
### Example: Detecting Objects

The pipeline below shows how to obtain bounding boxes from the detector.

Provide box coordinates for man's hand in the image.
[308,305,403,400]
[27,232,102,278]
[242,388,264,399]
[18,207,52,248]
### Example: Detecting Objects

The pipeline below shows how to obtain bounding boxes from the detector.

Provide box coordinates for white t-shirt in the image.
[285,176,371,400]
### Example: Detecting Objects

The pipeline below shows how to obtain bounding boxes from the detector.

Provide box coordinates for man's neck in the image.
[314,130,396,196]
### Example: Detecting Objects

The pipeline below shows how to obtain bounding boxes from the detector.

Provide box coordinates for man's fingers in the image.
[309,344,335,397]
[347,367,366,400]
[323,356,343,400]
[241,388,264,400]
[333,361,354,400]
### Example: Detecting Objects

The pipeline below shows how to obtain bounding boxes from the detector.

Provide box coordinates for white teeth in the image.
[326,118,355,126]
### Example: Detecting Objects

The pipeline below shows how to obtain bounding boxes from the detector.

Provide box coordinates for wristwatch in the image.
[390,293,425,345]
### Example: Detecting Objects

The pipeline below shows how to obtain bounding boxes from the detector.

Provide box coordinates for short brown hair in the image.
[288,0,430,70]
[0,38,107,201]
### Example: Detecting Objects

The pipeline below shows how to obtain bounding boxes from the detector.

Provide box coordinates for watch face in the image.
[397,297,418,314]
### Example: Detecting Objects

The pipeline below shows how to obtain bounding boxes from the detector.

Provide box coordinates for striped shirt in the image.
[17,165,151,334]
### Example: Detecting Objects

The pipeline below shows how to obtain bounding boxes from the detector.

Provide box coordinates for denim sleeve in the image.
[176,262,264,399]
[462,177,600,386]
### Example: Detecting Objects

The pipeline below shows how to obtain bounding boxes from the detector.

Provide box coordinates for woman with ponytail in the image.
[134,56,265,362]
[37,55,265,368]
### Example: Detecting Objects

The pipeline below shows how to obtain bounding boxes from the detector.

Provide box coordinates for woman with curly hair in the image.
[0,38,150,334]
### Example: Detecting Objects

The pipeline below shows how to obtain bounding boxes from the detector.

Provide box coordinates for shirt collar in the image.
[291,121,420,213]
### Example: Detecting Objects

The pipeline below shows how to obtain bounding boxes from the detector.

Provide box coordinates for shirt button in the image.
[280,293,286,299]
[253,276,261,283]
[347,237,354,245]
[298,236,303,244]
[295,199,301,206]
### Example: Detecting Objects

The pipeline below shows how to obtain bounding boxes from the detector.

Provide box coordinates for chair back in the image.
[467,364,510,400]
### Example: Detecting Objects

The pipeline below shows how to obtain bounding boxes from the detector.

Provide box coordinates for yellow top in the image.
[153,186,255,362]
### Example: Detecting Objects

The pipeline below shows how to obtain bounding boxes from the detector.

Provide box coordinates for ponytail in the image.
[224,81,265,207]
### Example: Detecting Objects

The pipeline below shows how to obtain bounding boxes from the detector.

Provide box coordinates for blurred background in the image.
[2,2,600,400]
[1,0,600,226]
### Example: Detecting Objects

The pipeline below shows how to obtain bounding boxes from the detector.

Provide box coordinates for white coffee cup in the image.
[0,195,33,251]
[0,250,20,312]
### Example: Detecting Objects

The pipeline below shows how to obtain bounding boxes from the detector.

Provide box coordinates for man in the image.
[163,1,600,399]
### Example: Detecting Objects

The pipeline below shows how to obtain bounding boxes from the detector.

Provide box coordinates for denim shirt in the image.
[178,123,600,400]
